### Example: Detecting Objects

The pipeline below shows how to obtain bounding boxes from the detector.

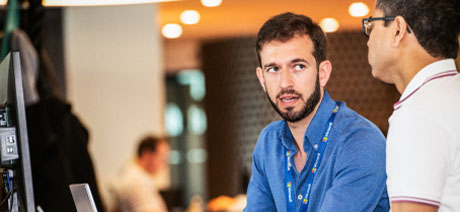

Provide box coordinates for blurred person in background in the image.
[365,0,460,211]
[113,136,170,212]
[244,12,389,212]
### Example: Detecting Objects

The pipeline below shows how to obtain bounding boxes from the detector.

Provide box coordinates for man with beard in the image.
[244,12,390,212]
[365,0,460,211]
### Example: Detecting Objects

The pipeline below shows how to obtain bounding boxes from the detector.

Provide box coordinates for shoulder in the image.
[261,120,284,132]
[253,120,284,154]
[335,101,386,146]
[400,76,460,121]
[257,120,284,141]
[392,78,460,137]
[329,102,386,169]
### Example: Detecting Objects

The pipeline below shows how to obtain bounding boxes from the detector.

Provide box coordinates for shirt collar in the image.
[395,59,457,109]
[280,91,336,152]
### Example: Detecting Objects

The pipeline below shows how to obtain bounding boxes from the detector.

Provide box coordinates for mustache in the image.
[276,88,302,99]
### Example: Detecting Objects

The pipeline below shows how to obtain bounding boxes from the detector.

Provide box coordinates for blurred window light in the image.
[0,0,6,6]
[186,148,208,164]
[162,23,183,39]
[320,18,339,33]
[177,70,205,101]
[200,0,221,7]
[187,105,207,135]
[349,2,370,17]
[42,0,177,6]
[165,103,184,136]
[180,10,200,25]
[169,150,182,165]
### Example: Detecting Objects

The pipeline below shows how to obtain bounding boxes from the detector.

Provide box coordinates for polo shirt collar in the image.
[395,59,457,109]
[280,91,336,153]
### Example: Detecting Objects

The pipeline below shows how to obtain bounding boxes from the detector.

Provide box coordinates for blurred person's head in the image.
[367,0,460,86]
[255,12,332,123]
[136,136,170,174]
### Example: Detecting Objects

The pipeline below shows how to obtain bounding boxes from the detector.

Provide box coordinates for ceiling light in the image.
[42,0,177,7]
[348,2,370,17]
[200,0,222,7]
[320,18,339,33]
[162,23,183,39]
[180,10,200,25]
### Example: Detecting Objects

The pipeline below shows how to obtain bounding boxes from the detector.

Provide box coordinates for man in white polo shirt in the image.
[364,0,460,211]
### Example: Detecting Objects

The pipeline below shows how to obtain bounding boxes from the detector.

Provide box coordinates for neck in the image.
[136,157,152,174]
[136,158,145,168]
[287,91,324,153]
[392,41,445,94]
[395,58,443,94]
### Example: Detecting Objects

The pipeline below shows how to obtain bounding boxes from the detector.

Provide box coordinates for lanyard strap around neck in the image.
[285,104,339,212]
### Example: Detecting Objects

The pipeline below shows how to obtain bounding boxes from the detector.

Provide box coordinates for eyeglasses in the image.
[362,16,395,37]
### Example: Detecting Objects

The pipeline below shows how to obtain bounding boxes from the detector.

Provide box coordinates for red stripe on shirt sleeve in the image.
[391,196,440,208]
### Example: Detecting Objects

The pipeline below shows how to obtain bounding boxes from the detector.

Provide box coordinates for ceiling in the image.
[158,0,376,40]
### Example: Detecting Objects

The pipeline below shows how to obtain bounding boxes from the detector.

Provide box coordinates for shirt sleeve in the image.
[244,136,277,212]
[386,110,452,208]
[319,128,389,212]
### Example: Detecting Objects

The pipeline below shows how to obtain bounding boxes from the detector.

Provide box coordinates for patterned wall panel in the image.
[202,31,399,199]
[327,31,400,134]
[202,38,278,199]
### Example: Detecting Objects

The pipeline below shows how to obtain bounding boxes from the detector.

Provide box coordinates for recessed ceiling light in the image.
[42,0,177,7]
[349,2,370,17]
[320,18,339,33]
[180,10,200,25]
[162,23,183,39]
[200,0,222,7]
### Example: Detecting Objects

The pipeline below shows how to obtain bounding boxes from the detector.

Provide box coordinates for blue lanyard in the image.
[285,104,339,212]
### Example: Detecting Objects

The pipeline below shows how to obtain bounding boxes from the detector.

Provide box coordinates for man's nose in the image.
[280,69,294,88]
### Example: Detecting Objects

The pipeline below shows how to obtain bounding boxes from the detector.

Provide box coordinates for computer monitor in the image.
[0,52,36,212]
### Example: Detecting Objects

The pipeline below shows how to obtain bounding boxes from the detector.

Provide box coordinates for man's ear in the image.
[318,60,332,87]
[392,16,410,47]
[256,67,266,92]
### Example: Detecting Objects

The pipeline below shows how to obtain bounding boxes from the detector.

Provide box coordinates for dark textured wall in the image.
[327,31,399,134]
[202,31,399,199]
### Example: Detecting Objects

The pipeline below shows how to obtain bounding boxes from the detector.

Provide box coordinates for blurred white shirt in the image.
[114,161,168,212]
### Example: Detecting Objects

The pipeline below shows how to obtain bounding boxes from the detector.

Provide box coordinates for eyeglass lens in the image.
[367,21,373,36]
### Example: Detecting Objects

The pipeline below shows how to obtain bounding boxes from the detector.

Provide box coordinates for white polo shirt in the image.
[386,59,460,211]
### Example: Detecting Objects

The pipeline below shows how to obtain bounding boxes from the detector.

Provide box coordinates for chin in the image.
[371,70,392,84]
[370,69,380,79]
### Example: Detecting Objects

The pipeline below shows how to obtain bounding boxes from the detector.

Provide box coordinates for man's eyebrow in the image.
[263,62,277,69]
[262,58,310,69]
[291,58,309,65]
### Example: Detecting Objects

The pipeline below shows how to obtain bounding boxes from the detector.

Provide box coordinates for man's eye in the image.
[294,64,305,71]
[267,67,278,72]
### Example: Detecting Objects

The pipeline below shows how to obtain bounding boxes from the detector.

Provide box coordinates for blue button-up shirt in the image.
[245,91,389,212]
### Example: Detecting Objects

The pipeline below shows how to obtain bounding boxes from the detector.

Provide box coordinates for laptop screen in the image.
[69,183,98,212]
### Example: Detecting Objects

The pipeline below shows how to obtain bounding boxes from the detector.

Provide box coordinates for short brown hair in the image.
[136,136,168,157]
[256,12,328,67]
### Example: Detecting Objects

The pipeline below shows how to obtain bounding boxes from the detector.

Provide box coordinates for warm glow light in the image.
[320,18,339,33]
[349,2,370,17]
[180,10,200,25]
[162,23,183,39]
[200,0,221,7]
[42,0,177,7]
[0,0,7,6]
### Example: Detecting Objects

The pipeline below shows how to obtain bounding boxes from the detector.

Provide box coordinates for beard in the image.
[266,75,321,123]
